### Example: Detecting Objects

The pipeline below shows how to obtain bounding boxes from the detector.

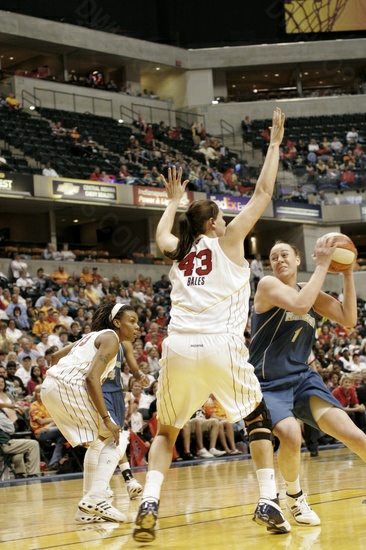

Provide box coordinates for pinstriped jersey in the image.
[46,329,119,386]
[168,235,251,336]
[249,301,316,382]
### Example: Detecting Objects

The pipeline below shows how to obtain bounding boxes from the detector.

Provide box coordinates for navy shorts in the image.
[103,390,125,426]
[260,369,342,429]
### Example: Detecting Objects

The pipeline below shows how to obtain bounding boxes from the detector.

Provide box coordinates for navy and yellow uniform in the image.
[102,344,126,426]
[249,296,341,429]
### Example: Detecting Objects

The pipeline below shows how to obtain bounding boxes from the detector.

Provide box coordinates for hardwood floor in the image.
[1,447,365,549]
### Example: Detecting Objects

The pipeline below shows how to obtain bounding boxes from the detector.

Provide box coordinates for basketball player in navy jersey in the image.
[249,239,366,526]
[133,108,289,542]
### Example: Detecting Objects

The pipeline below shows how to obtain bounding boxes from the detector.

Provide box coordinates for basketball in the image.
[323,232,357,273]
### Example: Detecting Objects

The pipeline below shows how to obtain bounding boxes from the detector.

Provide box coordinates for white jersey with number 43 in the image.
[168,235,250,336]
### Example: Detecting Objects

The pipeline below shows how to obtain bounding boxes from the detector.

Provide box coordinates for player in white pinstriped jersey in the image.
[133,108,290,543]
[41,302,139,523]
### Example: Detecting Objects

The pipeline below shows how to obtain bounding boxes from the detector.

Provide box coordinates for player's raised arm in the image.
[156,166,188,255]
[220,108,285,259]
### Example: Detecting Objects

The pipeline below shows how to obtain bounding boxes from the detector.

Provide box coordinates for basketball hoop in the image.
[284,0,349,33]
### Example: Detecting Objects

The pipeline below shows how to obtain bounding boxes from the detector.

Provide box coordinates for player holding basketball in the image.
[133,108,289,543]
[41,303,139,522]
[249,239,366,526]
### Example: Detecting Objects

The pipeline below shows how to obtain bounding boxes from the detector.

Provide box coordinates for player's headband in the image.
[109,303,123,322]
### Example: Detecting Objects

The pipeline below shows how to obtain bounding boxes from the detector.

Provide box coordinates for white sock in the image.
[256,468,277,500]
[90,441,121,495]
[285,477,302,498]
[83,439,104,495]
[142,470,164,502]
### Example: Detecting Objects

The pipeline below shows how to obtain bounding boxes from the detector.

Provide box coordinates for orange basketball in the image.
[323,232,357,273]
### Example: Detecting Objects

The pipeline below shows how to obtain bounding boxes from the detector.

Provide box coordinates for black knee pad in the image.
[244,399,274,444]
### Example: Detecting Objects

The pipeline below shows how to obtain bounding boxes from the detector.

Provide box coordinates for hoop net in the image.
[284,0,349,33]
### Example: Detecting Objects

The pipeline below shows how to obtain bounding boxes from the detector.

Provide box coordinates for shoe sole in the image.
[253,514,291,534]
[133,511,157,542]
[78,501,126,523]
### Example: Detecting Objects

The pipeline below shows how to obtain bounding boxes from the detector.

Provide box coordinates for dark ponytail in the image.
[165,199,219,262]
[91,303,135,332]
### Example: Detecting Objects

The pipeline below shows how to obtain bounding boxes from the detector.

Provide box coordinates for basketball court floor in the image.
[1,446,365,549]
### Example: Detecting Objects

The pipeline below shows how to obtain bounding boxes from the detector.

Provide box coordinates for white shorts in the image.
[157,333,262,429]
[41,376,111,446]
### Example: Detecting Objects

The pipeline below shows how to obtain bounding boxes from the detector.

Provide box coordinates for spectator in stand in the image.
[346,127,359,146]
[59,243,76,262]
[308,138,319,154]
[5,92,22,111]
[203,395,241,455]
[85,282,100,308]
[52,121,67,137]
[36,332,50,356]
[27,365,43,396]
[58,306,73,330]
[317,323,335,350]
[33,267,52,293]
[106,79,119,92]
[48,321,66,345]
[6,294,27,319]
[16,269,35,294]
[332,374,366,430]
[18,338,40,362]
[89,167,103,181]
[6,319,23,348]
[42,243,61,261]
[91,267,103,283]
[0,406,40,478]
[331,136,344,154]
[68,321,81,343]
[0,325,13,354]
[10,253,29,280]
[6,361,26,398]
[79,266,94,284]
[51,265,70,286]
[35,288,62,311]
[32,311,51,337]
[198,140,221,166]
[16,356,33,388]
[68,70,79,84]
[42,162,59,177]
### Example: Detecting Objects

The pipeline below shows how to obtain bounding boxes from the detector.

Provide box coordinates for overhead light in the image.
[274,73,279,77]
[241,76,245,79]
[73,219,79,223]
[304,72,309,75]
[29,105,36,110]
[118,118,123,123]
[232,84,236,88]
[156,67,160,71]
[264,74,268,77]
[253,88,258,93]
[9,56,14,60]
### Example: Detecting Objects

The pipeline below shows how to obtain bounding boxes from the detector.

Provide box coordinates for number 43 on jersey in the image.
[178,249,212,286]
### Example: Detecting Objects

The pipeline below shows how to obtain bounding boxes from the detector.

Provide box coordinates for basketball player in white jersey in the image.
[133,108,289,543]
[41,302,139,523]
